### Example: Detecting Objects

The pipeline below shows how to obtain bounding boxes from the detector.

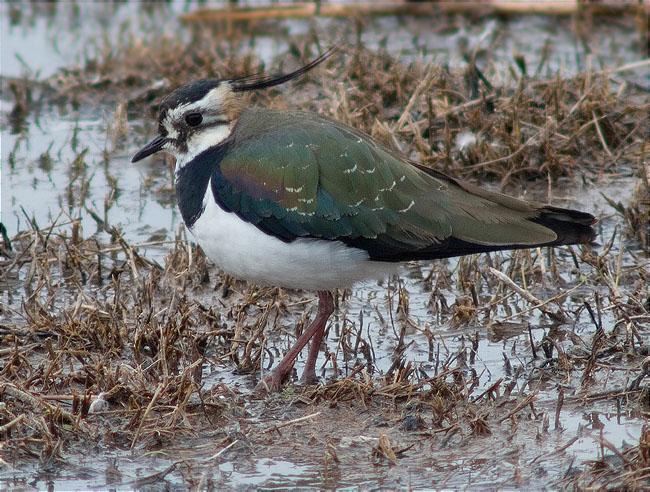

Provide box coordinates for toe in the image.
[255,371,287,394]
[300,371,319,385]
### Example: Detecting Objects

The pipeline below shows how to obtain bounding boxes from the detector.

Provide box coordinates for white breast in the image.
[188,185,392,291]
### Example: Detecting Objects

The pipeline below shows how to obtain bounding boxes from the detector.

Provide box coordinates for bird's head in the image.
[131,48,336,170]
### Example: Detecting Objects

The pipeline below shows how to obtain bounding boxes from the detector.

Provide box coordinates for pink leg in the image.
[300,292,334,384]
[256,291,334,393]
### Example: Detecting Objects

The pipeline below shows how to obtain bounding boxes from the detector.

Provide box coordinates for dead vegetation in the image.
[6,20,649,192]
[1,201,648,486]
[1,6,649,489]
[605,147,650,251]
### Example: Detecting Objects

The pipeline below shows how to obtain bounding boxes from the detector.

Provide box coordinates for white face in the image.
[159,84,236,173]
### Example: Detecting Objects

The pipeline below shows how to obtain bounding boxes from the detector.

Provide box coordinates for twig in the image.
[0,414,26,433]
[471,378,503,402]
[261,411,321,433]
[554,386,565,431]
[1,383,91,433]
[497,282,583,323]
[499,389,539,423]
[131,382,165,448]
[487,267,566,322]
[394,66,437,132]
[592,110,613,157]
[597,435,633,467]
[468,134,537,170]
[0,343,39,356]
[415,95,499,131]
[206,439,239,461]
[568,387,641,401]
[529,435,579,464]
[608,58,650,75]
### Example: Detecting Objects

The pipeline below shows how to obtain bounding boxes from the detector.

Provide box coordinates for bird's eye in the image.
[185,113,203,127]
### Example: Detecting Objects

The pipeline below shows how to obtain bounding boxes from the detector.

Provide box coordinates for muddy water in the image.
[1,2,648,490]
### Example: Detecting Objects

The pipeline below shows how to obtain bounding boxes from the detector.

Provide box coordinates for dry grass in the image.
[7,30,649,190]
[1,206,648,486]
[604,148,650,250]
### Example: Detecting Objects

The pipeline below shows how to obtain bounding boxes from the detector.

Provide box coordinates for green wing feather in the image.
[213,108,594,261]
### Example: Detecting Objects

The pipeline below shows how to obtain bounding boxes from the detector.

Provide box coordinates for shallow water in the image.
[1,2,648,490]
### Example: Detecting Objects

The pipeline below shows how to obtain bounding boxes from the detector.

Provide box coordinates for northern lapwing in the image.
[132,49,596,392]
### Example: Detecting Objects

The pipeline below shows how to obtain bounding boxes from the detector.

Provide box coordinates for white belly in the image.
[188,188,392,290]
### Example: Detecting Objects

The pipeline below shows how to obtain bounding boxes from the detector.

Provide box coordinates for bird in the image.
[132,49,596,393]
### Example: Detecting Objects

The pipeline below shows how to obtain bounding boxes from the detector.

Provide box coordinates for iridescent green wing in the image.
[212,108,573,261]
[212,109,451,251]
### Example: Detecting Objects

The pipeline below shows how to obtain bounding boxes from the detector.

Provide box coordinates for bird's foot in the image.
[300,369,319,386]
[254,369,289,395]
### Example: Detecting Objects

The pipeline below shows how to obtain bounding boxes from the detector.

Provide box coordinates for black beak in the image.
[131,135,169,163]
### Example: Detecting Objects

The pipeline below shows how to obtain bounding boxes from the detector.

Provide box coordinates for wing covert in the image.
[212,108,447,251]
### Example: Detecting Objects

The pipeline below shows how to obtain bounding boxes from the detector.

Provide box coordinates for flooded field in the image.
[1,2,649,490]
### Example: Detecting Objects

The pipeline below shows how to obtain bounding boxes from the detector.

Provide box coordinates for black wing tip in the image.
[230,45,339,92]
[535,206,598,247]
[541,205,597,226]
[343,205,598,263]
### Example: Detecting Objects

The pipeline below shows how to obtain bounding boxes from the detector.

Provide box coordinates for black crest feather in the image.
[230,46,337,92]
[160,79,220,112]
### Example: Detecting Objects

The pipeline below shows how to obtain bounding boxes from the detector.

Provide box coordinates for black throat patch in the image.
[175,143,230,229]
